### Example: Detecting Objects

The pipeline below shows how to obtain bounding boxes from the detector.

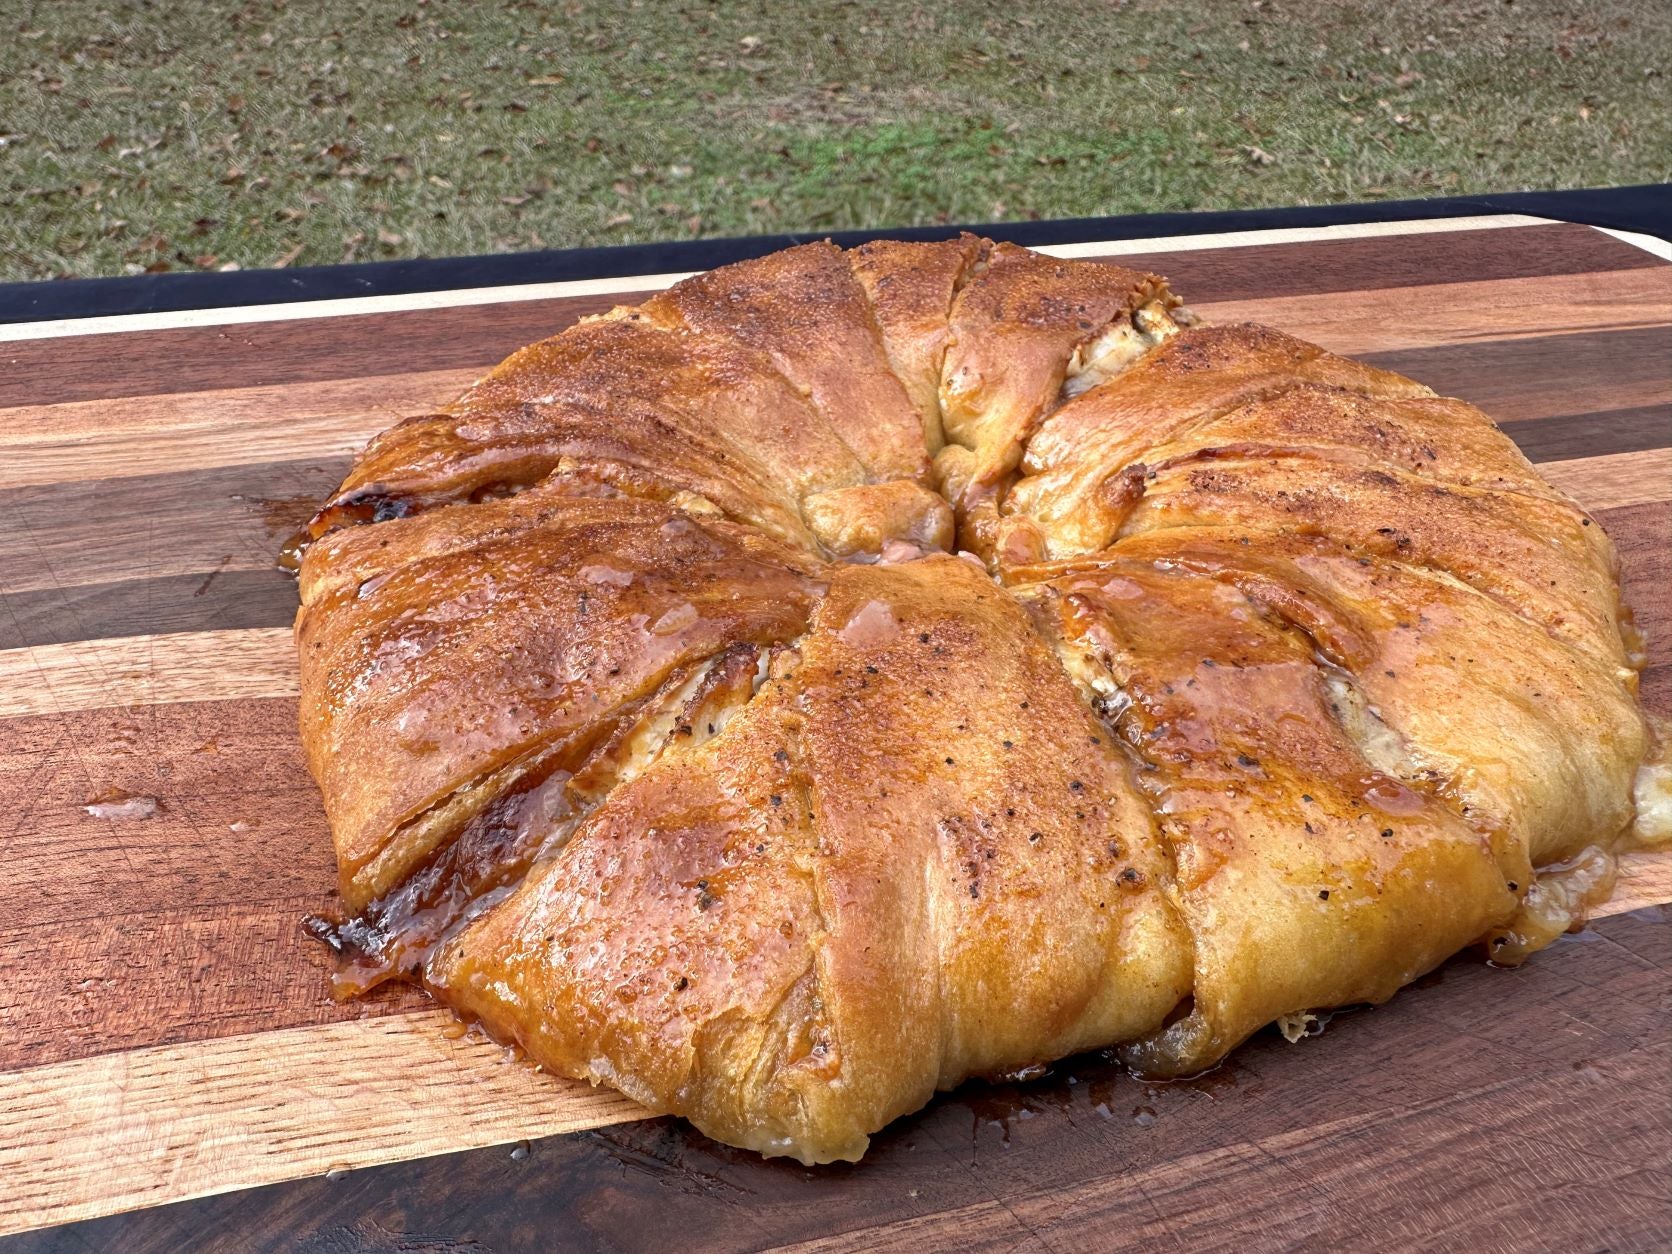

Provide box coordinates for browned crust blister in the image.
[295,236,1656,1163]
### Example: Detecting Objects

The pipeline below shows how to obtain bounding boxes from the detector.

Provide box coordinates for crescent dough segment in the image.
[1115,449,1626,669]
[846,234,987,455]
[1002,323,1432,561]
[1021,559,1521,1077]
[427,555,1192,1162]
[295,235,1665,1164]
[935,243,1179,555]
[296,490,824,913]
[1105,529,1646,870]
[310,315,876,551]
[640,240,931,485]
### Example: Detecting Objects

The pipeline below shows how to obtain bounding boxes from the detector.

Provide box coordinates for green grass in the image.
[2,0,1668,281]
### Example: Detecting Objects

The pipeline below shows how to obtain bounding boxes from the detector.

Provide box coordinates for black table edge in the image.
[1,183,1667,325]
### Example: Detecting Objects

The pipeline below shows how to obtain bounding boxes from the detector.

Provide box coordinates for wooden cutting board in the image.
[1,214,1669,1244]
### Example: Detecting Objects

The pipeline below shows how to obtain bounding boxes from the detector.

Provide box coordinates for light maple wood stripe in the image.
[0,370,474,491]
[0,628,296,718]
[1597,226,1672,262]
[0,216,1557,346]
[0,1010,647,1237]
[1041,213,1556,260]
[1192,265,1672,356]
[1537,448,1672,512]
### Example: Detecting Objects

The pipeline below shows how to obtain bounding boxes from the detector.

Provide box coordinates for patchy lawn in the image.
[2,0,1668,280]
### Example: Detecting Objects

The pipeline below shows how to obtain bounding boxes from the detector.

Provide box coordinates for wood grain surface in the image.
[1,215,1668,1250]
[11,906,1666,1254]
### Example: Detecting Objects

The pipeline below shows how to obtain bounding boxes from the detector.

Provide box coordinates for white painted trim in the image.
[1034,212,1554,259]
[1594,225,1672,263]
[0,270,694,344]
[0,214,1558,344]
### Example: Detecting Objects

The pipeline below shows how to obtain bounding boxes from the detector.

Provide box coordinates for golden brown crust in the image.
[643,241,930,483]
[1116,451,1625,667]
[297,489,824,908]
[847,234,987,455]
[939,244,1172,538]
[428,556,1193,1159]
[310,315,874,552]
[295,237,1659,1164]
[1103,529,1644,867]
[1019,558,1521,1076]
[801,479,954,557]
[1003,323,1434,559]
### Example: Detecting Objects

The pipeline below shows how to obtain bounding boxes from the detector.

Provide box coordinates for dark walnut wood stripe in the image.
[0,455,335,650]
[1363,325,1672,424]
[0,568,299,652]
[13,908,1664,1254]
[0,223,1656,411]
[0,456,343,596]
[1497,404,1670,464]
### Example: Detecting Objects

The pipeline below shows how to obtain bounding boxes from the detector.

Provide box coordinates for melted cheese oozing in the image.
[1323,673,1418,780]
[1063,302,1185,398]
[1630,746,1672,847]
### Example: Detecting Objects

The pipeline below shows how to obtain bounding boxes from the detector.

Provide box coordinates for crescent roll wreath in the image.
[294,236,1671,1163]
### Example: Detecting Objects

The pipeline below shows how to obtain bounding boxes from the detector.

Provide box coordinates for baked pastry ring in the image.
[296,236,1669,1163]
